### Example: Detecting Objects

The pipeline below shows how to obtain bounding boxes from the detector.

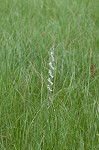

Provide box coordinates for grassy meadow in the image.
[0,0,99,149]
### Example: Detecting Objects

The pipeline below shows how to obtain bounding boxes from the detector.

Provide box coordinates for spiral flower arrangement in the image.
[47,47,55,104]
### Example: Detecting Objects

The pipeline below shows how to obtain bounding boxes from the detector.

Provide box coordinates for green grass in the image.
[0,0,99,149]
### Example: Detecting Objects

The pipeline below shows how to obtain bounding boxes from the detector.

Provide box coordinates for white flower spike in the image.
[47,47,55,105]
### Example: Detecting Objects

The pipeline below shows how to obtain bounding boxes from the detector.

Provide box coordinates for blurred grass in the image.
[0,0,99,149]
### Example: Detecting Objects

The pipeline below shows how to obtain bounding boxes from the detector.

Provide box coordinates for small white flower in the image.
[47,85,52,92]
[50,52,54,61]
[48,70,54,78]
[49,62,55,70]
[48,78,53,85]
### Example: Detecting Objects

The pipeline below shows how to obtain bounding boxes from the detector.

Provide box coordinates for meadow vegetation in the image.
[0,0,99,149]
